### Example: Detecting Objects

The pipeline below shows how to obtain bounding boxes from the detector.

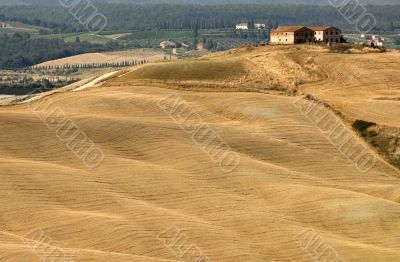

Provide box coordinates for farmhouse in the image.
[236,23,248,30]
[310,26,342,43]
[255,23,266,30]
[270,26,315,45]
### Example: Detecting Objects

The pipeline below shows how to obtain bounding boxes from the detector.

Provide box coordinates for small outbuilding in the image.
[160,41,176,49]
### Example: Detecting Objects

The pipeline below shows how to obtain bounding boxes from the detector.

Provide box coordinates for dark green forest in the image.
[0,33,120,69]
[0,4,400,33]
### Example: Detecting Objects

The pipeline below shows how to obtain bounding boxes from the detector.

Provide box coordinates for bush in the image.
[328,44,359,53]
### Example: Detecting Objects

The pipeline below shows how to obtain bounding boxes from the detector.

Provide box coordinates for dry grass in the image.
[109,45,327,95]
[118,59,246,81]
[103,33,132,40]
[1,45,400,262]
[36,49,173,68]
[328,43,385,54]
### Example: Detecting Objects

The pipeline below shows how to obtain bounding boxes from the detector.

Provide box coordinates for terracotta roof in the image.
[309,26,340,31]
[271,26,308,33]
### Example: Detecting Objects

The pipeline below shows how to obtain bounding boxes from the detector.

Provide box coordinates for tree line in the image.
[0,33,122,69]
[31,60,149,70]
[0,4,399,33]
[0,78,79,96]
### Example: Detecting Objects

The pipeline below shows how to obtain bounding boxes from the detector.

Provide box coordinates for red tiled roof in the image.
[271,26,307,33]
[309,26,340,31]
[271,26,341,35]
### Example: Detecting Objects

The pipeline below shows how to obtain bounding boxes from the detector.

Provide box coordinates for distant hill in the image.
[1,0,399,5]
[0,0,27,5]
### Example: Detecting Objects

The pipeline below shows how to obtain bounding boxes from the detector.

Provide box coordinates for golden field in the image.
[35,49,174,68]
[0,45,399,262]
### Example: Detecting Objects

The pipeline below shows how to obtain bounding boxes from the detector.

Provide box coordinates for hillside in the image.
[0,45,400,262]
[111,45,326,94]
[110,45,400,167]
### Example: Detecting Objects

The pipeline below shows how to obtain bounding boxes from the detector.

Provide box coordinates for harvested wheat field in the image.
[0,45,400,262]
[36,49,174,68]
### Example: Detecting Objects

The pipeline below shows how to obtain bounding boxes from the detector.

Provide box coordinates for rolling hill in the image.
[0,45,400,262]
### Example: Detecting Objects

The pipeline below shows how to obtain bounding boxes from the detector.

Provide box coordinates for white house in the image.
[255,23,266,30]
[236,23,266,30]
[196,41,204,50]
[160,41,176,49]
[236,23,249,30]
[372,35,384,41]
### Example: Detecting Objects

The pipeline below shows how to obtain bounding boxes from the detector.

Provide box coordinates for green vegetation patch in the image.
[34,33,113,45]
[353,120,400,169]
[130,30,192,39]
[121,59,246,81]
[382,35,400,50]
[64,33,112,45]
[352,120,376,132]
[0,33,121,69]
